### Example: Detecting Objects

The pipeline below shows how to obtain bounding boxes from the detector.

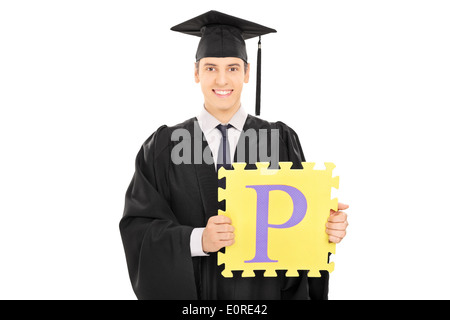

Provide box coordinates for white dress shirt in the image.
[189,106,248,257]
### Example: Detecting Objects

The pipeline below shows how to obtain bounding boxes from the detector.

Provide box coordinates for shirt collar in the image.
[196,105,248,135]
[228,106,247,132]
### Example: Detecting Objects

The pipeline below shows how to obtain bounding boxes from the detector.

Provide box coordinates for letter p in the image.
[245,185,307,263]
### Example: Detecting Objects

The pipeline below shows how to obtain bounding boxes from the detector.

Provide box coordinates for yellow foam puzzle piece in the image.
[218,162,338,278]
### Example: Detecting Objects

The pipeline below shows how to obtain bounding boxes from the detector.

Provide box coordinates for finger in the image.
[330,203,349,215]
[328,212,347,223]
[326,221,348,231]
[221,239,235,247]
[211,215,232,225]
[216,224,235,233]
[328,235,343,244]
[218,232,235,241]
[326,228,346,239]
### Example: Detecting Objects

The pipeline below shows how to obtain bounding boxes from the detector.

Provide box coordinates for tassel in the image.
[255,36,262,116]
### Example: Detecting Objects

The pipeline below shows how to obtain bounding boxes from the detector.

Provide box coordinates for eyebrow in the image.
[203,63,242,67]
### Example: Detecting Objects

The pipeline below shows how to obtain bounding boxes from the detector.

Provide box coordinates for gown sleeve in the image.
[275,121,306,166]
[119,125,197,300]
[275,121,330,300]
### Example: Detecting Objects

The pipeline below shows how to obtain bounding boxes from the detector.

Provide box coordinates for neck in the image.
[204,101,241,124]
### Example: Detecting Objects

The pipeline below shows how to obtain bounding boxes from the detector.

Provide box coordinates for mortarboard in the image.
[171,10,276,116]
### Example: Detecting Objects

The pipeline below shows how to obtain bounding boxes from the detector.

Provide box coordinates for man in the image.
[119,10,349,300]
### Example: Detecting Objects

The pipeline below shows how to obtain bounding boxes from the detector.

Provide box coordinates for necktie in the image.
[216,124,233,170]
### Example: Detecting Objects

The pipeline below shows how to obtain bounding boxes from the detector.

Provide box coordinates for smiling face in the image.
[195,57,250,121]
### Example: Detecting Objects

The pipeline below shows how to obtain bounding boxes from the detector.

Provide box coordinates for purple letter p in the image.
[244,185,307,263]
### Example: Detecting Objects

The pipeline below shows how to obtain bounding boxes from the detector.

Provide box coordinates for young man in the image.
[119,10,349,300]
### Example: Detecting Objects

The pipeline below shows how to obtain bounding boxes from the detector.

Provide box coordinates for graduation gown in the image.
[119,115,329,300]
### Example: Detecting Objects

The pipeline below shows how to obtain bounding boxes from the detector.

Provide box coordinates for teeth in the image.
[215,90,232,95]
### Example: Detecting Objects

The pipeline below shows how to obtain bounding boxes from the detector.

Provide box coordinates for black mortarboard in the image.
[171,10,276,116]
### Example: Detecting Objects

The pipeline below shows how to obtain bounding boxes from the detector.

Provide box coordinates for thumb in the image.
[330,202,349,215]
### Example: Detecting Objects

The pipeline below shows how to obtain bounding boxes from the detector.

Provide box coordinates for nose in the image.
[215,70,228,87]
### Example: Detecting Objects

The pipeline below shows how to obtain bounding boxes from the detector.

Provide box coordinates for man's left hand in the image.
[326,202,349,243]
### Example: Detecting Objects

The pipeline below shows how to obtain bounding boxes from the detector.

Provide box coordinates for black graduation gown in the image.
[119,115,329,300]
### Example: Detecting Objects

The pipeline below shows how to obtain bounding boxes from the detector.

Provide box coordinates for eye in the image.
[206,67,215,72]
[229,67,238,72]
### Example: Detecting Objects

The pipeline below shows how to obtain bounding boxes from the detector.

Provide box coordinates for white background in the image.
[1,0,449,299]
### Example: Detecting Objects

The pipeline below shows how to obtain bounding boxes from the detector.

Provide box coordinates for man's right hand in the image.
[202,215,235,253]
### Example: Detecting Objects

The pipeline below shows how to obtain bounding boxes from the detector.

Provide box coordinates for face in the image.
[195,57,250,115]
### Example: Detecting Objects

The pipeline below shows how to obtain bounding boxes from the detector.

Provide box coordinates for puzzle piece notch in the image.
[218,186,227,203]
[324,162,339,190]
[307,262,335,277]
[262,269,277,277]
[332,176,340,189]
[324,162,336,171]
[217,166,226,180]
[242,269,256,277]
[285,269,300,277]
[255,162,270,170]
[231,162,247,171]
[278,162,293,170]
[218,209,227,217]
[218,251,225,267]
[221,269,233,278]
[330,198,339,213]
[307,269,321,277]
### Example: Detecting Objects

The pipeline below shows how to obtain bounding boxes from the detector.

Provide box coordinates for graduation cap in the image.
[171,10,276,116]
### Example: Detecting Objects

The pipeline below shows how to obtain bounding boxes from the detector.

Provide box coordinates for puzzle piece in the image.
[218,162,338,278]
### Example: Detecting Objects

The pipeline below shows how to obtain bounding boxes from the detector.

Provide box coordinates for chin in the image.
[217,104,234,111]
[205,95,240,114]
[215,100,239,111]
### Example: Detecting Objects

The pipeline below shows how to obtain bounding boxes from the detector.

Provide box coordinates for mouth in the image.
[213,89,233,98]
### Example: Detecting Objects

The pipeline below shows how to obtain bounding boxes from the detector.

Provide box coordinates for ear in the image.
[244,62,250,83]
[194,62,200,83]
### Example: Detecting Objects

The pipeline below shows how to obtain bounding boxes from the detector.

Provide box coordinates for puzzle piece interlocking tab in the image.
[218,162,339,278]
